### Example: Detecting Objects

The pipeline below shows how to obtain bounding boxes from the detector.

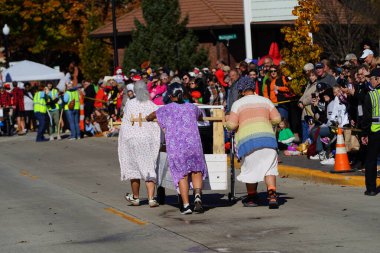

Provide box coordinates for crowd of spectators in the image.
[0,43,380,172]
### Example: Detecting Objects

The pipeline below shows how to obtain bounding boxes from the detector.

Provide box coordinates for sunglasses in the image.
[270,70,277,73]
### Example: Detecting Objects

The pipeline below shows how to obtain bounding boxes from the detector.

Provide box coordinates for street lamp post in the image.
[2,24,10,68]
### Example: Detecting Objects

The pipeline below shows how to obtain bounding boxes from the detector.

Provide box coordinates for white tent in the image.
[2,60,65,82]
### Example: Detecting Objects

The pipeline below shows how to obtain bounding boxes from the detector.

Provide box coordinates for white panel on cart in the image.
[157,153,228,191]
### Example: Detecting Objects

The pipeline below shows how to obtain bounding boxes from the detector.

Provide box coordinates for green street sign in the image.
[218,34,237,41]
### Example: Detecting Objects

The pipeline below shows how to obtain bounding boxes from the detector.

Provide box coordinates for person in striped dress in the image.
[226,79,281,208]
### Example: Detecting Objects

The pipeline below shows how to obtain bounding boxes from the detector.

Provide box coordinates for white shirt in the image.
[24,92,34,111]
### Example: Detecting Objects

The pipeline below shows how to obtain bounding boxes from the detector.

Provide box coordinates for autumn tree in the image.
[0,0,89,64]
[281,0,322,95]
[123,0,209,71]
[79,1,112,82]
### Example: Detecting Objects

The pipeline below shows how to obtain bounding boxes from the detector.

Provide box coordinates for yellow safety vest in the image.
[64,90,80,111]
[33,91,47,113]
[47,88,59,111]
[369,89,380,133]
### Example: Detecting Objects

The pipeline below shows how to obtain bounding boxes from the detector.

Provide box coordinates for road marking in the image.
[104,207,147,225]
[20,170,38,180]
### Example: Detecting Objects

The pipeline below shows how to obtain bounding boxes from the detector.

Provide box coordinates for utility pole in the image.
[112,0,119,69]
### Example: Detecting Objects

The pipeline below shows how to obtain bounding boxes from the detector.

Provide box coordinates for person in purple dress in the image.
[146,83,208,215]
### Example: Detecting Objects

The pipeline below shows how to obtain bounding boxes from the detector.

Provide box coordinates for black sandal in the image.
[267,190,279,209]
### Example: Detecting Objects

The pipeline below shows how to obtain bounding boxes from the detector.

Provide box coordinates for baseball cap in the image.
[316,82,328,92]
[303,63,314,72]
[360,49,374,59]
[345,53,357,61]
[315,62,325,69]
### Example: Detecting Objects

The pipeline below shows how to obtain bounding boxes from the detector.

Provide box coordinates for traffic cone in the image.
[331,127,354,173]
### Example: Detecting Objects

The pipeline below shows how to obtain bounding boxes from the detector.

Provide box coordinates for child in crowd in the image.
[92,109,109,136]
[278,118,300,156]
[84,117,95,137]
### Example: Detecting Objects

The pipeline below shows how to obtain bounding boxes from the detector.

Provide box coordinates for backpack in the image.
[68,98,75,110]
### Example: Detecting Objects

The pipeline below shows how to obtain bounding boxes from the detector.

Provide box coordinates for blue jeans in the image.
[310,126,333,155]
[301,120,309,143]
[35,112,47,141]
[66,110,80,138]
[276,105,288,120]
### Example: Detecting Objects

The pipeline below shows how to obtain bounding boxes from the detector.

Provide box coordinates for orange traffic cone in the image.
[331,127,354,173]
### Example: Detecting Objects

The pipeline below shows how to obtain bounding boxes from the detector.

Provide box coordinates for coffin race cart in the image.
[130,105,237,205]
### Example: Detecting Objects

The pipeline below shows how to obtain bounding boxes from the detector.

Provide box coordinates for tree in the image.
[79,1,112,82]
[123,0,209,71]
[0,0,89,63]
[280,0,322,95]
[315,0,378,60]
[0,0,135,67]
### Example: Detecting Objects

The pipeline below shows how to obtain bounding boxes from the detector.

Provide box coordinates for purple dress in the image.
[156,102,208,187]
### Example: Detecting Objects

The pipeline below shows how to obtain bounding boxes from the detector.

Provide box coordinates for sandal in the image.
[267,190,279,209]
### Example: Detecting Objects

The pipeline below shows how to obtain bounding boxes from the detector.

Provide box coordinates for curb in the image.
[278,165,366,187]
[227,157,374,188]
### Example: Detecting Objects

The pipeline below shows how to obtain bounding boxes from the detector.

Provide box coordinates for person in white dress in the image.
[118,80,161,207]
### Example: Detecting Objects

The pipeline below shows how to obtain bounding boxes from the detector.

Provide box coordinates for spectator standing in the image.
[207,75,225,106]
[0,84,13,136]
[215,59,228,88]
[361,68,380,196]
[360,49,376,71]
[46,82,60,140]
[23,82,35,131]
[226,70,240,113]
[263,65,291,120]
[147,73,168,105]
[315,62,337,88]
[298,71,318,142]
[94,82,108,109]
[63,82,81,140]
[83,80,96,119]
[11,82,26,135]
[33,84,49,142]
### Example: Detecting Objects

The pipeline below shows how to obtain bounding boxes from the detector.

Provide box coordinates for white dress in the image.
[118,99,161,182]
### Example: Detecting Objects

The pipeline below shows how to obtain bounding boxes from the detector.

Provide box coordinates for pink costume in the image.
[147,81,167,105]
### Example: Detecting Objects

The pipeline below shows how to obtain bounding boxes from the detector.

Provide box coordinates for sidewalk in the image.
[228,153,380,188]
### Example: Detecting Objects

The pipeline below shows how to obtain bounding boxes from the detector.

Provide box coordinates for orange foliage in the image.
[281,0,322,95]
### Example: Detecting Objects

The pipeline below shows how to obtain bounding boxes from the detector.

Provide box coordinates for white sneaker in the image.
[310,151,326,161]
[57,136,61,140]
[125,193,140,206]
[310,154,320,160]
[49,136,54,141]
[148,199,159,208]
[321,158,335,165]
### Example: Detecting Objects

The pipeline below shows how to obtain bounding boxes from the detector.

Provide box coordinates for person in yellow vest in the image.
[33,83,49,142]
[47,82,61,141]
[63,82,81,140]
[361,68,380,196]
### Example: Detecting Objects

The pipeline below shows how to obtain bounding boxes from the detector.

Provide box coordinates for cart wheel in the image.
[157,186,166,205]
[228,193,232,202]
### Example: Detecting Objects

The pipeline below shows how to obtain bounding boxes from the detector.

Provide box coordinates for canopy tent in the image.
[2,59,64,81]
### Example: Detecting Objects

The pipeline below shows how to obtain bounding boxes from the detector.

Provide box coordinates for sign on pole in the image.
[218,34,237,41]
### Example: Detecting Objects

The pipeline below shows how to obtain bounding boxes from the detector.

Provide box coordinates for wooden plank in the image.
[213,109,225,154]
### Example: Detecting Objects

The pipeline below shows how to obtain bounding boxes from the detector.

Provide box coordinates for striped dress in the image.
[226,94,281,159]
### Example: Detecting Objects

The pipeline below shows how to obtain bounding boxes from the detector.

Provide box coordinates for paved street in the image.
[1,136,380,253]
